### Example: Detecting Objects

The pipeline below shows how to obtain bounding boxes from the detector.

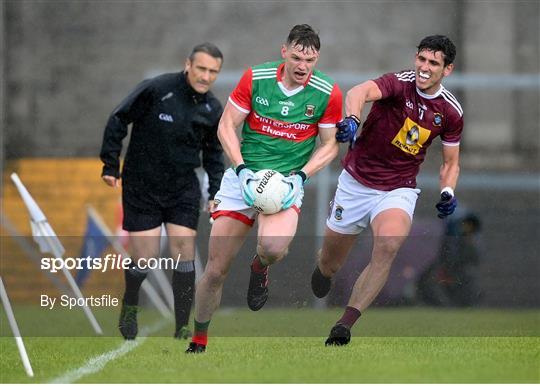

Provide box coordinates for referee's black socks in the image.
[123,262,149,306]
[172,260,195,329]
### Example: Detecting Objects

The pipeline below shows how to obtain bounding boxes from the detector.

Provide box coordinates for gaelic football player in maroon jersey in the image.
[311,35,463,345]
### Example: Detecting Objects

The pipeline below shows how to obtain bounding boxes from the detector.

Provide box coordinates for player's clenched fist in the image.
[436,190,458,218]
[335,115,361,145]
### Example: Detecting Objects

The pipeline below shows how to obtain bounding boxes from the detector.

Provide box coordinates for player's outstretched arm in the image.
[345,80,382,117]
[217,101,248,167]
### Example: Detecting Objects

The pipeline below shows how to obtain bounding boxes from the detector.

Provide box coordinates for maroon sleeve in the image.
[441,109,463,145]
[372,72,407,99]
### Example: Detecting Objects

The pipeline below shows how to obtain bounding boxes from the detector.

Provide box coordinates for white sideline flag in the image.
[10,173,65,256]
[9,173,103,335]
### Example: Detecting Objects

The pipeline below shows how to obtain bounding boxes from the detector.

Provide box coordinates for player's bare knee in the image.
[257,243,288,265]
[169,241,195,259]
[374,236,405,256]
[371,246,399,268]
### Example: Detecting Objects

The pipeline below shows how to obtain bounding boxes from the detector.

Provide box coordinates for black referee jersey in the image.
[100,72,224,199]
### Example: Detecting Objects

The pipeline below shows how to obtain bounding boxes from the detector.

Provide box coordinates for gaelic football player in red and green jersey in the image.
[311,35,463,346]
[186,24,342,353]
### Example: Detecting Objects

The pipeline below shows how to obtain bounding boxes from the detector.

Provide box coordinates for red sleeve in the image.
[373,72,406,99]
[318,83,343,127]
[229,67,252,113]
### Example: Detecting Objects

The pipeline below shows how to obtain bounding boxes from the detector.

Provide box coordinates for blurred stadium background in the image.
[1,0,539,318]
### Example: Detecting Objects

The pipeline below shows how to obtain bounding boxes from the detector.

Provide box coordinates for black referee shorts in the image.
[121,179,200,232]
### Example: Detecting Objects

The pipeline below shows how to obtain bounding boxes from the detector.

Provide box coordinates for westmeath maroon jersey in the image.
[343,70,463,191]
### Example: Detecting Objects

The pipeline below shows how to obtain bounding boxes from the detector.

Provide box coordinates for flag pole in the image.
[0,277,34,377]
[86,205,172,318]
[37,221,104,335]
[10,173,103,335]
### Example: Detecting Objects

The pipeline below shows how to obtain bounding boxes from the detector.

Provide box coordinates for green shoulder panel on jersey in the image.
[251,61,280,82]
[307,68,337,96]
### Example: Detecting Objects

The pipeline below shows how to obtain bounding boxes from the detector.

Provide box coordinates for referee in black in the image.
[100,43,225,340]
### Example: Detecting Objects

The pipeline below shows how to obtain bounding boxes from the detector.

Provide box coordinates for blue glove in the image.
[335,115,361,146]
[282,172,306,210]
[436,191,458,219]
[236,164,259,206]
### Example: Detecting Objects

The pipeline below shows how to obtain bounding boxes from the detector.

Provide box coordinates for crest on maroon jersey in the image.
[433,113,443,126]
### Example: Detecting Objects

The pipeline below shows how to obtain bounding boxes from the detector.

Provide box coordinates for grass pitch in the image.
[1,307,539,383]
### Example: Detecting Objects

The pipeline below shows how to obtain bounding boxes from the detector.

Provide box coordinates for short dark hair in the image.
[417,35,456,66]
[189,42,223,62]
[286,24,320,52]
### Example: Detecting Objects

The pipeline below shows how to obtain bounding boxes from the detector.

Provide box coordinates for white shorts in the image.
[326,170,421,235]
[212,168,303,226]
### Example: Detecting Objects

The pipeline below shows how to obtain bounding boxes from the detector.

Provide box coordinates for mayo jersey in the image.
[229,61,342,174]
[343,70,464,190]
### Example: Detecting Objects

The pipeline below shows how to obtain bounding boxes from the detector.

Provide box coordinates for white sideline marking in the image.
[48,319,168,384]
